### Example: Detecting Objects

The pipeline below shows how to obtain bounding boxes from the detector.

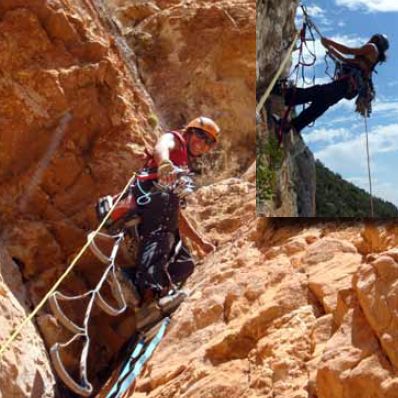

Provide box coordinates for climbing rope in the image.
[363,116,374,217]
[0,173,137,361]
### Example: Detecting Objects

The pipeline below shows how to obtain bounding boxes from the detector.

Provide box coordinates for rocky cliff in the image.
[0,0,255,396]
[134,219,398,398]
[256,0,316,217]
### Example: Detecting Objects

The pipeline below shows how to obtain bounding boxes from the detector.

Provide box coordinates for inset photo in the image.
[257,0,397,217]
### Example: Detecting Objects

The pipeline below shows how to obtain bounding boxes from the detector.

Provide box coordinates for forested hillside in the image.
[316,160,398,217]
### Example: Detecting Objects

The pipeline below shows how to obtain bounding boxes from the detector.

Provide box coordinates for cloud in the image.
[300,75,333,88]
[326,97,356,113]
[323,97,398,121]
[317,114,360,128]
[372,100,398,117]
[314,123,398,172]
[313,123,398,207]
[372,181,398,207]
[335,0,398,12]
[296,4,340,31]
[348,177,398,207]
[330,34,365,48]
[304,127,353,144]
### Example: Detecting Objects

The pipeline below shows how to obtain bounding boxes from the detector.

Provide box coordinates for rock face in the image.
[133,220,398,398]
[0,0,157,277]
[256,0,316,216]
[0,0,255,396]
[0,1,157,391]
[0,246,55,398]
[107,0,256,176]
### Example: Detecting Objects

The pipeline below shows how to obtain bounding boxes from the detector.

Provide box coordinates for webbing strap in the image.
[105,339,146,398]
[0,173,136,360]
[106,317,170,398]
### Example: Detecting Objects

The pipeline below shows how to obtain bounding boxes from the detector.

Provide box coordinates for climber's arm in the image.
[153,133,178,185]
[322,38,376,58]
[153,133,176,166]
[327,47,353,63]
[179,210,215,255]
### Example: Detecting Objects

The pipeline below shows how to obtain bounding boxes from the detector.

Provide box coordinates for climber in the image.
[122,116,219,309]
[274,33,389,133]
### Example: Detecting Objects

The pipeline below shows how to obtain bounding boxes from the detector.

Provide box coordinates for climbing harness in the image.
[301,2,378,119]
[331,57,376,117]
[96,167,194,233]
[104,317,170,398]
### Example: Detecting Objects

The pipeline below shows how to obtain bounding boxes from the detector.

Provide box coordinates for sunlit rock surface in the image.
[0,0,255,395]
[133,220,398,398]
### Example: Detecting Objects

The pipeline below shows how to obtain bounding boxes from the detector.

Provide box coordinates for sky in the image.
[291,0,398,208]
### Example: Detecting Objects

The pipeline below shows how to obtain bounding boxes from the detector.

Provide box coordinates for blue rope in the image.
[106,317,170,398]
[136,178,152,205]
[105,339,145,398]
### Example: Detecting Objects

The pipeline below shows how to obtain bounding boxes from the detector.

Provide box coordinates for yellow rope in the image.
[256,30,300,115]
[364,117,374,217]
[0,173,137,360]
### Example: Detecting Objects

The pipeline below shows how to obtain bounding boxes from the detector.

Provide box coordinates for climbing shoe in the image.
[136,302,162,330]
[158,289,188,313]
[271,114,293,135]
[135,290,187,330]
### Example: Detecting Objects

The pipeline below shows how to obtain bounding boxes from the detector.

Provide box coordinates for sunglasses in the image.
[193,128,216,146]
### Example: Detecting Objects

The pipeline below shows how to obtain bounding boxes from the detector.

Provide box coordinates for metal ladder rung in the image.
[49,293,86,335]
[95,290,126,316]
[50,343,93,397]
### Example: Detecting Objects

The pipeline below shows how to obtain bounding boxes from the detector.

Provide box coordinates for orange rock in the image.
[0,246,55,397]
[355,250,398,369]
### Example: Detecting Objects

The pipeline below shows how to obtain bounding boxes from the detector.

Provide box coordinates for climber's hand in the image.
[158,160,177,187]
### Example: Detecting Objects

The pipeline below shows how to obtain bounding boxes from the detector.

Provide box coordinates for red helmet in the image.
[186,116,220,143]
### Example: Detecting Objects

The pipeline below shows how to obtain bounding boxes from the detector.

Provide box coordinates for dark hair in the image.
[370,34,389,64]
